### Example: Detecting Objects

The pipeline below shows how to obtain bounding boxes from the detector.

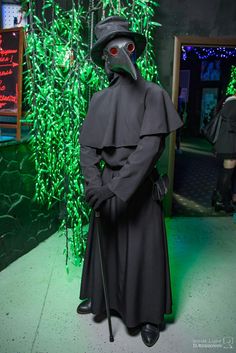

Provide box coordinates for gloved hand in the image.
[85,185,114,210]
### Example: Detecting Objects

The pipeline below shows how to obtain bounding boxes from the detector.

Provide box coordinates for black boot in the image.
[141,323,160,347]
[211,188,233,212]
[77,298,92,314]
[232,168,236,206]
[216,167,235,213]
[211,188,222,207]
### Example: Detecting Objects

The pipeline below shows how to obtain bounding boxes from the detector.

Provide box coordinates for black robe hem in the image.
[79,294,172,328]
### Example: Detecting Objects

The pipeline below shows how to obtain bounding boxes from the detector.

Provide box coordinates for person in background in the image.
[176,94,186,154]
[212,86,236,213]
[233,169,236,206]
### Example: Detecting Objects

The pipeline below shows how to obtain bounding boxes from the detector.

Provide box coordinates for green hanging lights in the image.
[21,0,161,271]
[226,65,236,95]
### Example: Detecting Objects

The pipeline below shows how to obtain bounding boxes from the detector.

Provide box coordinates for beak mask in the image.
[102,37,137,81]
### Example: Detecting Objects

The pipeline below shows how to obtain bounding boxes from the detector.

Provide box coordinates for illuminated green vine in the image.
[227,65,236,95]
[20,0,160,270]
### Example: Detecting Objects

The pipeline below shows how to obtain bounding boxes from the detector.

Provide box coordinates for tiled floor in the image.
[0,216,236,353]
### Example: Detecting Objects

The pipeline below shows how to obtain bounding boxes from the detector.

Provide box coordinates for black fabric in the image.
[233,168,236,195]
[214,98,236,159]
[80,144,103,193]
[79,68,183,148]
[216,162,224,191]
[106,135,163,202]
[222,97,236,132]
[203,110,222,144]
[79,137,172,327]
[218,167,234,205]
[91,16,146,67]
[79,68,182,328]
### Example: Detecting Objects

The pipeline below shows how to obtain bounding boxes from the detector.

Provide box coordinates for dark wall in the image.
[0,140,59,271]
[155,0,236,94]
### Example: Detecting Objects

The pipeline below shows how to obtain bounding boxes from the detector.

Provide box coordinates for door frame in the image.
[167,36,236,216]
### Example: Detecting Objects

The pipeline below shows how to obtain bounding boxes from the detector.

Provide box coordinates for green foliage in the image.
[22,0,104,267]
[226,65,236,95]
[21,0,160,270]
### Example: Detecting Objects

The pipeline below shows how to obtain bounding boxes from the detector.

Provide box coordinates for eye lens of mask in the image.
[109,47,118,56]
[127,43,135,53]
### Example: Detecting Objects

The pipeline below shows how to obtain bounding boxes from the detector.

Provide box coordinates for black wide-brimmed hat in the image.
[91,16,147,67]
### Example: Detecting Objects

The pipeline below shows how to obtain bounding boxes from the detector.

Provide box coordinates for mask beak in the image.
[111,47,137,80]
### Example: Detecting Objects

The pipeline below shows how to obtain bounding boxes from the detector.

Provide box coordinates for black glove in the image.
[85,185,114,210]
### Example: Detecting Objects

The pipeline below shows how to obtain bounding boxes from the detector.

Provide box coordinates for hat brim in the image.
[91,31,146,67]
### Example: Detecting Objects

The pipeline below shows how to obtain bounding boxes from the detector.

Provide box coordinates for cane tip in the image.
[110,335,114,342]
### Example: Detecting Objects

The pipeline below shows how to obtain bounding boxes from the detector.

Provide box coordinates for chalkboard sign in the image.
[0,27,24,140]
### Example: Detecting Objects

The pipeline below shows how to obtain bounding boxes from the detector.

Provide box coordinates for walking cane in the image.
[95,210,114,342]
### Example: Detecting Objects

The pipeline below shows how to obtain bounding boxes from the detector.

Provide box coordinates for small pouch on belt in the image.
[149,170,169,201]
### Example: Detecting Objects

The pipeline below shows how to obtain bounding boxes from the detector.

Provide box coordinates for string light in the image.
[182,46,236,61]
[21,0,161,270]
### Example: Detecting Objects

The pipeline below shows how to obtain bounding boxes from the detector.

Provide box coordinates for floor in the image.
[1,216,236,353]
[173,136,222,216]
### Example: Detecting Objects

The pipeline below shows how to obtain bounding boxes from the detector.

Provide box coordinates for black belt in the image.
[104,164,123,170]
[105,164,159,176]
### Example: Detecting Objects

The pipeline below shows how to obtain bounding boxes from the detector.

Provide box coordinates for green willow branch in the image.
[21,0,161,271]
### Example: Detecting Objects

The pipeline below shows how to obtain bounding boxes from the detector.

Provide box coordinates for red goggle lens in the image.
[109,47,118,56]
[127,43,135,53]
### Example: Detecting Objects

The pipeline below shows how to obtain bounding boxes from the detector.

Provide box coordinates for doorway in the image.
[170,36,236,216]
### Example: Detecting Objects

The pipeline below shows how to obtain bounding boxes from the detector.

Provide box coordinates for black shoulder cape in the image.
[79,69,183,148]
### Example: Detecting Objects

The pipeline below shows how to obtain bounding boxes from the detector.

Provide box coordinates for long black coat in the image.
[79,69,183,328]
[214,96,236,159]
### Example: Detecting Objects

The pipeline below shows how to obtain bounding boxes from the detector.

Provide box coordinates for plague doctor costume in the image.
[77,16,183,347]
